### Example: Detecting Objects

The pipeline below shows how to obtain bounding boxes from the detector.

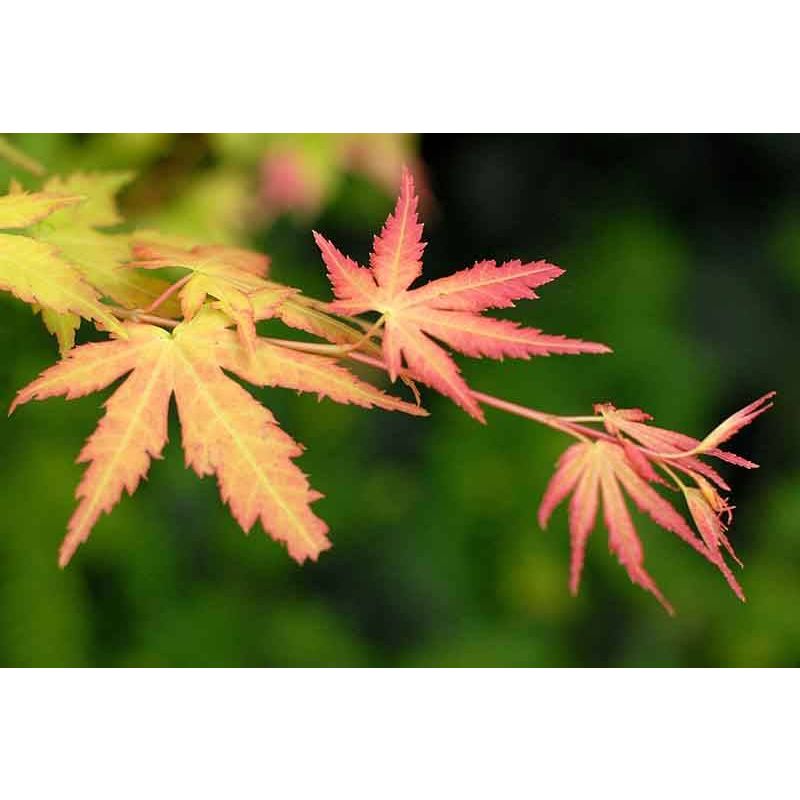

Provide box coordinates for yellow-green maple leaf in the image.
[42,172,133,228]
[11,311,424,566]
[0,219,125,339]
[30,173,178,313]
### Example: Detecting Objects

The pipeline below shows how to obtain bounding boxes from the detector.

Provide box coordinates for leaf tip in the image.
[57,547,73,569]
[536,509,549,531]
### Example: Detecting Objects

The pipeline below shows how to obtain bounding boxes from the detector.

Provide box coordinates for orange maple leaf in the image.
[314,168,610,422]
[10,311,424,566]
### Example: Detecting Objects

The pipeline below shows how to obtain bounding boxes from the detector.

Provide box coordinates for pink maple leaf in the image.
[314,168,610,422]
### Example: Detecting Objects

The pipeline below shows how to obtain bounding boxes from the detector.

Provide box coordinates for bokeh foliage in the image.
[0,133,794,666]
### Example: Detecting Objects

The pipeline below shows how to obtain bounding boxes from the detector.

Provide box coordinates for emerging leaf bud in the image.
[682,486,745,591]
[696,392,776,454]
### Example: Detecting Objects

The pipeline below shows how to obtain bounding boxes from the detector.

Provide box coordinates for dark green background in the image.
[0,134,795,666]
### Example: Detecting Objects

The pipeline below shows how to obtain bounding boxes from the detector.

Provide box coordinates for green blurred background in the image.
[0,133,795,667]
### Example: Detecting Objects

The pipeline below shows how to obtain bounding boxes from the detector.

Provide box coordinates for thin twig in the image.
[263,337,346,354]
[341,350,609,443]
[469,391,608,441]
[0,136,46,177]
[263,316,385,357]
[110,307,179,329]
[139,273,191,314]
[291,295,375,333]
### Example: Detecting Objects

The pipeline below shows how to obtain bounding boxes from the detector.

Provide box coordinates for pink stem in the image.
[345,350,611,442]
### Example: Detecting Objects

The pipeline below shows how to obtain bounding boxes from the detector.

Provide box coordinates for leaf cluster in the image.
[0,153,774,615]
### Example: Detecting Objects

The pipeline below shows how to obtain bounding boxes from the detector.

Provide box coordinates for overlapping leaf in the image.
[538,440,745,613]
[594,396,775,490]
[127,241,273,356]
[29,173,177,315]
[315,168,610,421]
[536,393,777,610]
[0,193,127,341]
[0,173,179,351]
[11,311,424,566]
[595,402,760,473]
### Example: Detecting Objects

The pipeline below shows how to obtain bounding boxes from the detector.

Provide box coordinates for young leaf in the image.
[695,391,776,455]
[586,394,775,605]
[315,168,610,421]
[538,440,744,613]
[127,241,272,356]
[594,400,769,483]
[11,312,425,566]
[682,487,745,602]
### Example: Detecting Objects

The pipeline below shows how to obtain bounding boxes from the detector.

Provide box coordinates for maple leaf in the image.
[0,180,124,350]
[3,173,179,350]
[29,173,178,314]
[538,393,775,610]
[42,172,133,227]
[10,311,424,566]
[598,393,775,556]
[538,440,745,613]
[127,241,272,356]
[693,392,776,455]
[0,204,127,340]
[682,484,743,571]
[595,394,776,484]
[315,168,610,422]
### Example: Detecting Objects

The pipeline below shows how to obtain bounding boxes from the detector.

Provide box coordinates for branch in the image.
[109,306,179,329]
